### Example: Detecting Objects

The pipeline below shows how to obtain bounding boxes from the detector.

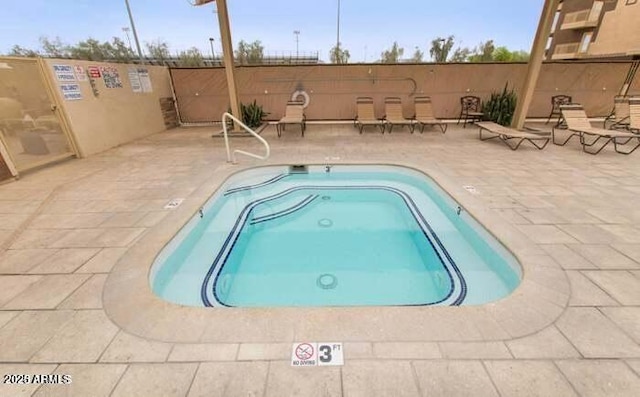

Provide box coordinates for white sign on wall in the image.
[53,64,75,82]
[74,65,87,81]
[128,67,142,93]
[138,68,153,93]
[60,83,82,100]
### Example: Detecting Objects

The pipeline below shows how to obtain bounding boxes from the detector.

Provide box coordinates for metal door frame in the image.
[0,56,80,176]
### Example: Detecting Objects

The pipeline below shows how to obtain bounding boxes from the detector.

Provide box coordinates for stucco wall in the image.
[44,59,172,157]
[171,61,640,123]
[588,0,640,56]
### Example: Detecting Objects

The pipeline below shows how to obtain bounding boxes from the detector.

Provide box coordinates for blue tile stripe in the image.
[200,185,466,307]
[250,194,319,225]
[223,174,288,196]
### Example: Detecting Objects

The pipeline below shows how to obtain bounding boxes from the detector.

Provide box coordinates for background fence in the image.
[170,61,640,123]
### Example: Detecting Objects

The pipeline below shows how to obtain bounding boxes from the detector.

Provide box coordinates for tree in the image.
[178,47,204,67]
[146,40,170,63]
[492,46,513,62]
[510,50,530,62]
[39,36,69,58]
[380,42,404,63]
[235,40,264,64]
[429,36,455,62]
[449,47,471,62]
[410,47,424,63]
[65,37,135,61]
[329,42,350,63]
[109,37,135,62]
[468,40,495,62]
[68,38,109,61]
[8,45,39,57]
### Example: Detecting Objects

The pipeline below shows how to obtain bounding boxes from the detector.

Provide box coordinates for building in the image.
[547,0,640,60]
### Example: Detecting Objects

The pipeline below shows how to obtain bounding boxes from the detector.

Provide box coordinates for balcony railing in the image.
[560,1,603,30]
[552,43,582,60]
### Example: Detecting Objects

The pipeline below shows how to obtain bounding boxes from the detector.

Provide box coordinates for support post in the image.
[512,0,560,129]
[216,0,242,131]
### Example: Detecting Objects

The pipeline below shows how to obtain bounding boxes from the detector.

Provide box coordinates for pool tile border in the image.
[103,161,569,343]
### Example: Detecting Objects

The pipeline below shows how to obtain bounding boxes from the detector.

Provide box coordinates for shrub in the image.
[483,84,517,126]
[240,100,268,129]
[226,100,268,129]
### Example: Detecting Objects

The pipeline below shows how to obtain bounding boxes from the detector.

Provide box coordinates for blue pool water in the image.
[151,165,521,307]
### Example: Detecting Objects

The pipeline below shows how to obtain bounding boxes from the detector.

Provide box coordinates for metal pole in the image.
[336,0,341,63]
[122,27,133,53]
[209,38,216,62]
[294,30,300,59]
[124,0,144,63]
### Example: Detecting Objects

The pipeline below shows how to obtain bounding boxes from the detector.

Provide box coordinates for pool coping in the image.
[103,161,569,343]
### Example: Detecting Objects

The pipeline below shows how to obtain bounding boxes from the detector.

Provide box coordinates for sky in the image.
[0,0,544,62]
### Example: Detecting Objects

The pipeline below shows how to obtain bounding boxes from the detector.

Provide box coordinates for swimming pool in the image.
[151,165,521,307]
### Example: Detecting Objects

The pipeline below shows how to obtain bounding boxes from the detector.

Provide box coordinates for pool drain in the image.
[318,218,333,227]
[321,195,331,200]
[317,273,338,290]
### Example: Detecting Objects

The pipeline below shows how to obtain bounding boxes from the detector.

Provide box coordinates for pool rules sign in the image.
[291,342,344,367]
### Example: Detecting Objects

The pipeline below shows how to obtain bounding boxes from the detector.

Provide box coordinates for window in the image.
[579,32,593,53]
[550,10,561,32]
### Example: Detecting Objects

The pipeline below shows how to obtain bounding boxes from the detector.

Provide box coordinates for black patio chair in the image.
[457,96,483,128]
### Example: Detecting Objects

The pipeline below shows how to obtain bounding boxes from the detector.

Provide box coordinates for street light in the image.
[209,37,216,63]
[124,0,144,63]
[293,30,300,59]
[122,27,133,53]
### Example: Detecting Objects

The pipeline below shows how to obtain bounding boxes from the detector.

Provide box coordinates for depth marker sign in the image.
[291,342,343,367]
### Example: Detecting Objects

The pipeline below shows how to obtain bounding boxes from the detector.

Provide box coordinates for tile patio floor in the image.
[1,123,640,396]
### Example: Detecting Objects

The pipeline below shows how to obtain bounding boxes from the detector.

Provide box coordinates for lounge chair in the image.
[457,96,484,128]
[276,101,305,138]
[630,97,640,133]
[383,97,414,133]
[413,96,447,133]
[476,121,550,150]
[353,97,384,133]
[603,95,630,130]
[546,94,572,126]
[554,104,640,155]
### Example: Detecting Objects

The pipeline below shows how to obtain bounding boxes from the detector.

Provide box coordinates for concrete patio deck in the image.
[1,123,640,396]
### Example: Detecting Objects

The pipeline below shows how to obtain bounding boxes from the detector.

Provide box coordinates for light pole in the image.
[209,37,216,63]
[293,30,300,59]
[124,0,144,63]
[122,27,133,53]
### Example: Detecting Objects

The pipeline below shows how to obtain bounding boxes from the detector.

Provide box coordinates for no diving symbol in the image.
[295,343,314,360]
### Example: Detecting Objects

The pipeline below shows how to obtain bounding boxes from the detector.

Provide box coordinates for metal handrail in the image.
[222,112,270,164]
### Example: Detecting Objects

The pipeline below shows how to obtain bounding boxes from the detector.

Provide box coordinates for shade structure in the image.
[194,0,241,129]
[512,0,560,129]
